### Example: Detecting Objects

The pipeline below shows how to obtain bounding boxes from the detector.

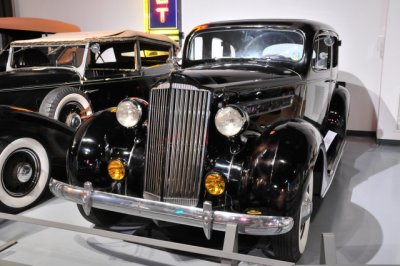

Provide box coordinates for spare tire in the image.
[39,87,93,129]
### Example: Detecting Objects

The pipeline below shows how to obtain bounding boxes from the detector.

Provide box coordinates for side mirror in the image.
[90,43,101,55]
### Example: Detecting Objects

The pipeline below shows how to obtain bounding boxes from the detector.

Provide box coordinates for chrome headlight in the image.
[215,106,248,137]
[116,100,142,128]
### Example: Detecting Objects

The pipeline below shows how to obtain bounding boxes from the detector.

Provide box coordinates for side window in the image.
[211,38,235,58]
[189,36,235,60]
[139,41,171,67]
[57,46,85,67]
[95,47,116,63]
[312,35,332,71]
[89,41,135,69]
[191,37,203,60]
[211,38,223,58]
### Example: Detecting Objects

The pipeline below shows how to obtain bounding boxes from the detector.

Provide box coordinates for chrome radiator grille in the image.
[143,83,211,206]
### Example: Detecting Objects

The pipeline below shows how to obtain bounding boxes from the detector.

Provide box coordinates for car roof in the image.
[11,29,178,47]
[190,19,337,36]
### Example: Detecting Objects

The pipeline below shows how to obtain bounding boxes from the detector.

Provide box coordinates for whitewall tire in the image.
[265,172,314,262]
[298,172,313,254]
[0,138,50,211]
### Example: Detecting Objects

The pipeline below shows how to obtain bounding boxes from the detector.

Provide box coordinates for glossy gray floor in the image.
[0,136,399,265]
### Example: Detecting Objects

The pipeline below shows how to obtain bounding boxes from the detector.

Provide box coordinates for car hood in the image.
[0,68,81,90]
[174,62,303,92]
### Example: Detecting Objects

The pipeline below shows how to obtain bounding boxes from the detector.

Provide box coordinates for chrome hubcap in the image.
[16,163,33,183]
[2,148,41,197]
[66,112,82,129]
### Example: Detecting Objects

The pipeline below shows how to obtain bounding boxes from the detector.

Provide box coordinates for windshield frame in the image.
[183,27,306,67]
[6,43,90,77]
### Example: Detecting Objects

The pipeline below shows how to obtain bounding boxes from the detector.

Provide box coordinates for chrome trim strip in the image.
[239,94,294,117]
[0,82,82,93]
[50,179,294,236]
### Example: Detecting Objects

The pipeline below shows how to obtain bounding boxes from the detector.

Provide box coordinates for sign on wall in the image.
[144,0,181,43]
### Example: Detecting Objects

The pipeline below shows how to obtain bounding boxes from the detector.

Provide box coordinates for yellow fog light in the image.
[108,160,125,181]
[246,210,262,215]
[205,173,225,196]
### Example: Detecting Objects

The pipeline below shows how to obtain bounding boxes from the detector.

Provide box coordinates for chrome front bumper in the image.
[49,179,293,239]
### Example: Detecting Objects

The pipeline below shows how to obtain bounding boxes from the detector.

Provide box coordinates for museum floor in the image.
[0,136,399,265]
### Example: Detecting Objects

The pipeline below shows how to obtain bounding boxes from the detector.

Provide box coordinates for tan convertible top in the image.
[0,17,80,33]
[12,30,178,47]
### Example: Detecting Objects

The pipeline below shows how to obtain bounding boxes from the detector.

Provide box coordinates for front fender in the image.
[68,109,145,189]
[0,106,73,178]
[247,119,323,216]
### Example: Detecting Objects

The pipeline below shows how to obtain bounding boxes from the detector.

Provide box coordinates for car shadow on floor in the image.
[299,136,392,264]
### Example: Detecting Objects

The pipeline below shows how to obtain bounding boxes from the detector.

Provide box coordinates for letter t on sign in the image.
[156,7,169,23]
[156,0,169,23]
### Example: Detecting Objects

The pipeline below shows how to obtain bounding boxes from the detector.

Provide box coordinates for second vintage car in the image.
[51,19,349,262]
[0,29,178,128]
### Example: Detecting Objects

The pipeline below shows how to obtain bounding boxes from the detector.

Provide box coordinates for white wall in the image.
[377,0,400,140]
[13,0,145,31]
[13,0,390,132]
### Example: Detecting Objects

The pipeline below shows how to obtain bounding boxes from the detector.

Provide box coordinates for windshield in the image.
[10,44,86,69]
[187,28,304,63]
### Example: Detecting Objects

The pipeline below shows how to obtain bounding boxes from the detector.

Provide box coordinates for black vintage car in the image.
[0,30,178,128]
[51,20,349,262]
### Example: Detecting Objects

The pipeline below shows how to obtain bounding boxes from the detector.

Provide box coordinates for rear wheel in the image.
[264,172,314,262]
[0,138,50,212]
[77,204,125,228]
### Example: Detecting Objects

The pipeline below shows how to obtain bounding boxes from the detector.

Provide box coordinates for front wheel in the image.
[0,138,50,213]
[39,87,93,129]
[264,172,314,262]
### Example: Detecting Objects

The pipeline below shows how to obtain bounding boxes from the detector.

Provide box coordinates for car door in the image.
[82,40,141,111]
[303,33,335,127]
